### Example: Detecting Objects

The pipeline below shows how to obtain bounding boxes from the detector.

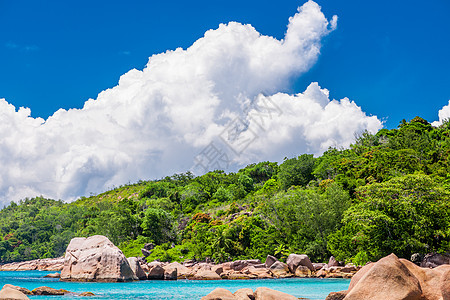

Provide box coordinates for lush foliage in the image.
[0,116,449,264]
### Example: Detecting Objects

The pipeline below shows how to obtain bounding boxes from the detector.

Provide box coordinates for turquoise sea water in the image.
[0,271,350,299]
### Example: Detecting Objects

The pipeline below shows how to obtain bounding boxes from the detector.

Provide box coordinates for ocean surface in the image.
[0,271,350,299]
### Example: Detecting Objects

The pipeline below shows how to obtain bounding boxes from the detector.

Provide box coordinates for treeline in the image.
[0,116,449,265]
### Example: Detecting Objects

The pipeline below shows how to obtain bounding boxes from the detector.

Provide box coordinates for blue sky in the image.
[0,0,449,203]
[1,0,449,127]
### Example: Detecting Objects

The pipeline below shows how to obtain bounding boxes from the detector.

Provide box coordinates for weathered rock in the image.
[143,243,154,251]
[164,267,177,280]
[286,254,314,273]
[400,258,450,300]
[324,291,347,300]
[347,262,375,291]
[32,286,67,295]
[230,260,261,271]
[312,263,326,271]
[147,265,165,280]
[141,248,151,257]
[127,257,147,280]
[269,261,291,278]
[43,272,60,278]
[226,272,253,280]
[345,253,422,300]
[0,285,30,300]
[294,265,311,277]
[410,253,423,265]
[60,235,137,282]
[79,292,95,296]
[201,288,237,300]
[241,266,272,279]
[193,269,222,280]
[264,255,278,268]
[420,252,450,268]
[2,285,31,295]
[212,265,224,275]
[165,262,193,278]
[328,256,340,267]
[183,259,197,267]
[441,268,450,300]
[0,257,64,271]
[233,288,254,300]
[254,287,297,300]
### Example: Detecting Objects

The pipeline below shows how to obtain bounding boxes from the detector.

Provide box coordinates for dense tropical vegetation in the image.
[0,117,449,265]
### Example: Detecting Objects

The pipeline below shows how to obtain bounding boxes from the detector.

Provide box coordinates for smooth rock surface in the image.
[264,255,278,268]
[268,261,291,278]
[1,285,31,295]
[60,235,137,282]
[201,288,237,300]
[127,257,147,280]
[286,254,314,273]
[233,288,254,300]
[254,287,297,300]
[345,254,423,300]
[0,285,30,300]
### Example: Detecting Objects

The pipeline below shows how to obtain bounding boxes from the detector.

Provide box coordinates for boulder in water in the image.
[60,235,137,282]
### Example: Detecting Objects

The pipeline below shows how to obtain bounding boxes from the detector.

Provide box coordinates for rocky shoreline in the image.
[0,235,449,299]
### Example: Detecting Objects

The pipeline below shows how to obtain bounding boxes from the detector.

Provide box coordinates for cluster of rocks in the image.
[325,253,450,300]
[201,287,297,300]
[55,235,359,282]
[0,257,64,271]
[0,284,94,300]
[136,254,360,281]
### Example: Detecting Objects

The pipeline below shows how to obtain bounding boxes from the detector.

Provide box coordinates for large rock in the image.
[147,265,165,280]
[164,262,192,278]
[328,256,340,267]
[201,288,237,300]
[345,254,422,300]
[286,254,314,273]
[233,288,254,300]
[264,255,278,268]
[164,267,177,280]
[127,257,147,280]
[0,285,30,300]
[60,235,137,282]
[269,261,291,278]
[193,269,222,280]
[254,287,297,300]
[0,257,64,271]
[31,286,68,295]
[400,258,450,300]
[420,252,450,268]
[1,285,31,295]
[325,291,347,300]
[294,265,312,277]
[230,260,261,271]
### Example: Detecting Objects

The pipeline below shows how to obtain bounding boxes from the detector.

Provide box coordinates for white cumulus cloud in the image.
[0,1,381,205]
[431,100,450,126]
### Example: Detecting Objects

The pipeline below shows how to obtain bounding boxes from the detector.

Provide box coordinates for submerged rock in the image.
[32,286,68,295]
[43,272,60,278]
[60,235,137,282]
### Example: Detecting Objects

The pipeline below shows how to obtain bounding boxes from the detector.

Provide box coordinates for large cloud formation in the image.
[0,1,382,204]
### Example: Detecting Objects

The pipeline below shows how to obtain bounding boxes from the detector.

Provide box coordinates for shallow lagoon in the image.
[0,270,350,299]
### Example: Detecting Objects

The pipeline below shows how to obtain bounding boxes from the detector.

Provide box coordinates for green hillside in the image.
[1,116,449,265]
